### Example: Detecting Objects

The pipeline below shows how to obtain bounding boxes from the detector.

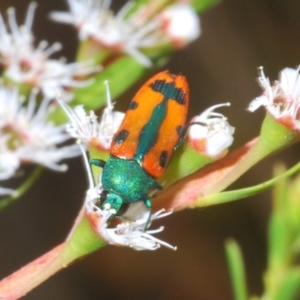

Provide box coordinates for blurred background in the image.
[0,0,300,299]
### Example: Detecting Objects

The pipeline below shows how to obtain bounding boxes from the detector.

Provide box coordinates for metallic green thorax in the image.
[102,156,160,205]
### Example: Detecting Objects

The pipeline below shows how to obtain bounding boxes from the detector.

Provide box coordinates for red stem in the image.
[153,137,259,211]
[0,243,67,299]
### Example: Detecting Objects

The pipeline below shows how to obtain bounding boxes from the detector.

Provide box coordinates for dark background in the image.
[0,0,300,299]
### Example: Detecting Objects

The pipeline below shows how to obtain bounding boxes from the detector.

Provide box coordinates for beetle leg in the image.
[175,121,206,150]
[143,198,152,232]
[90,158,106,169]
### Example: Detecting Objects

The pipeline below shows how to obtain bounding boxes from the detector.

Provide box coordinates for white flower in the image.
[51,0,106,39]
[159,4,201,46]
[85,186,176,251]
[58,81,124,149]
[51,1,200,67]
[188,103,235,158]
[248,67,300,130]
[51,0,159,66]
[0,3,99,101]
[0,86,80,171]
[0,4,34,65]
[0,142,19,195]
[0,148,20,180]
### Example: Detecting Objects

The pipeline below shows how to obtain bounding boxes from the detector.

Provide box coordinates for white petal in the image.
[160,4,200,45]
[279,67,300,96]
[206,131,234,157]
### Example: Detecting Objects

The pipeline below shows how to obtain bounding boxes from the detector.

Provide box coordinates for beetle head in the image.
[99,190,129,217]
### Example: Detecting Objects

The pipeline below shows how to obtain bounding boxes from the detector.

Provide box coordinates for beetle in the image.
[91,70,189,229]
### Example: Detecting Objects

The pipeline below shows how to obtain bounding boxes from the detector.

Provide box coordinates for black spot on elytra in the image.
[128,100,138,110]
[149,80,185,105]
[114,129,129,144]
[159,150,168,168]
[175,90,185,105]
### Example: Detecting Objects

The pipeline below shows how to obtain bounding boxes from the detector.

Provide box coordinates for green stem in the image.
[76,40,111,64]
[63,213,106,259]
[197,160,300,207]
[0,166,43,211]
[207,113,300,195]
[225,239,248,300]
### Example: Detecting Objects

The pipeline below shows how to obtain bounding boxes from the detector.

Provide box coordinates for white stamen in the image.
[24,2,37,31]
[248,67,300,130]
[85,186,176,251]
[79,143,94,190]
[57,82,124,149]
[7,8,18,37]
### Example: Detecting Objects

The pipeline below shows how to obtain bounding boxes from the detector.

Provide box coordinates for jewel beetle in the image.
[91,70,189,228]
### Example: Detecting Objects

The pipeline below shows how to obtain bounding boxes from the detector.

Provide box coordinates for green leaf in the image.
[274,268,300,300]
[73,56,148,110]
[272,164,289,212]
[88,147,110,184]
[286,173,300,234]
[268,212,291,270]
[225,239,248,300]
[159,143,214,186]
[191,0,221,12]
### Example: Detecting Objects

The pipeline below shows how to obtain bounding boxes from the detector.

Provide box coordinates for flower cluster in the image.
[58,81,124,149]
[0,3,101,193]
[0,3,99,101]
[85,185,176,251]
[51,0,201,66]
[0,85,81,193]
[249,67,300,130]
